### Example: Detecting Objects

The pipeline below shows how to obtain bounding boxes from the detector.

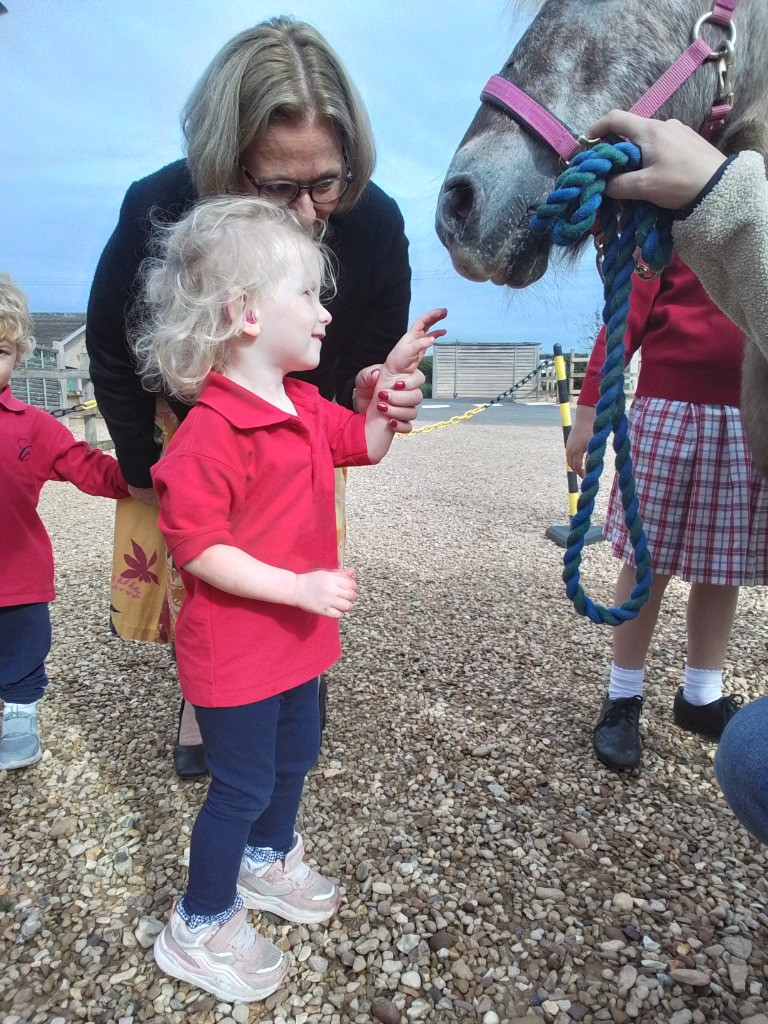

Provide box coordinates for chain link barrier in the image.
[402,355,555,436]
[49,399,98,419]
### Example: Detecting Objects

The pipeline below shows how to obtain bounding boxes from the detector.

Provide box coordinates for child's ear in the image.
[242,308,261,338]
[226,296,260,337]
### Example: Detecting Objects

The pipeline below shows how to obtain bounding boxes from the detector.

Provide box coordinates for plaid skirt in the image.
[605,397,768,586]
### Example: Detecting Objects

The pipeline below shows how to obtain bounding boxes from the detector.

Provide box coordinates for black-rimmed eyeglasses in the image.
[239,162,353,206]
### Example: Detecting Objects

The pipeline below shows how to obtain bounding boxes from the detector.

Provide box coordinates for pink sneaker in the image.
[237,833,341,924]
[153,904,288,1003]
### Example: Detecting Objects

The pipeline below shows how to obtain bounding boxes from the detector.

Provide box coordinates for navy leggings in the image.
[0,603,51,704]
[185,677,321,918]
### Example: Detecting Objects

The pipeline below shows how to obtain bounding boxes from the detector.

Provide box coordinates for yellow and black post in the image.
[545,343,605,547]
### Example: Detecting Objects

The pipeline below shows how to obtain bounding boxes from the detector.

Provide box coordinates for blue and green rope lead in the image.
[531,141,674,625]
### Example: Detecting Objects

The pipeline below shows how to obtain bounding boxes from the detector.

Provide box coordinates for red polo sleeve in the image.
[152,450,243,569]
[43,414,129,498]
[320,403,375,467]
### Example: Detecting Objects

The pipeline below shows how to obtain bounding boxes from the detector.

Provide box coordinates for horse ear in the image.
[720,117,768,171]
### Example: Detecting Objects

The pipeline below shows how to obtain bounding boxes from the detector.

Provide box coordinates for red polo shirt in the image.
[578,255,744,408]
[151,373,374,708]
[0,385,129,607]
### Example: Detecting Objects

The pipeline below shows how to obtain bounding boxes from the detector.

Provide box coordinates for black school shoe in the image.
[673,688,744,740]
[593,695,643,771]
[173,698,208,779]
[173,742,208,779]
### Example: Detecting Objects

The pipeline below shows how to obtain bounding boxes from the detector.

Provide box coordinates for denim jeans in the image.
[715,695,768,846]
[184,677,321,918]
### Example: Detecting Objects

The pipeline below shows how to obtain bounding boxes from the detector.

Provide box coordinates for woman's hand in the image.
[355,362,426,434]
[565,405,596,480]
[374,370,427,435]
[128,484,159,507]
[587,111,726,209]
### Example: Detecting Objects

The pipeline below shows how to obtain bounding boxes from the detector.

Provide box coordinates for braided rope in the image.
[531,142,674,625]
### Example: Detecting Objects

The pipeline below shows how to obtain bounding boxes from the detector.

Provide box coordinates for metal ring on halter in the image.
[692,11,737,49]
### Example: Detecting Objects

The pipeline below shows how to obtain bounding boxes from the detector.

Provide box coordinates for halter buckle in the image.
[713,39,735,103]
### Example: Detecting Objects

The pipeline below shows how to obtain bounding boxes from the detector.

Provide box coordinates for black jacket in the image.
[86,159,411,486]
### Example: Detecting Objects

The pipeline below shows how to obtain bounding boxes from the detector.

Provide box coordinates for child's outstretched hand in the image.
[293,567,358,618]
[369,309,447,436]
[385,309,448,376]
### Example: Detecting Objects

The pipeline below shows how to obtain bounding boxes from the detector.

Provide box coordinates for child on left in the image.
[0,273,129,771]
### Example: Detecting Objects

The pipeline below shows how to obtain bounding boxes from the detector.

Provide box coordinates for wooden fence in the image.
[11,367,106,448]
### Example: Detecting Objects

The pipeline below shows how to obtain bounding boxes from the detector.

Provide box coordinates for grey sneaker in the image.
[153,904,288,1003]
[237,833,340,924]
[0,706,42,771]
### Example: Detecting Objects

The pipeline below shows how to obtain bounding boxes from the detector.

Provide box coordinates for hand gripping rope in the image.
[531,141,674,625]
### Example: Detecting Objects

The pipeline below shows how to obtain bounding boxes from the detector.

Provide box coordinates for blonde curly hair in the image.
[0,272,36,366]
[133,195,334,402]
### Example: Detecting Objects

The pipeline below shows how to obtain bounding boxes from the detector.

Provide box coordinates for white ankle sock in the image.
[682,665,723,706]
[608,663,645,701]
[3,701,38,718]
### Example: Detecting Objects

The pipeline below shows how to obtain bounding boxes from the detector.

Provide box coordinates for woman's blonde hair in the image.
[182,16,375,209]
[0,272,36,366]
[133,196,334,402]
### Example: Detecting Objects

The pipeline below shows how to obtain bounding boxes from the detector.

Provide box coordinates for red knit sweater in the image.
[578,254,744,408]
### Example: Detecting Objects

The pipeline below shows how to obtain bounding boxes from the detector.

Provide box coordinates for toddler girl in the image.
[135,196,445,1003]
[0,273,129,770]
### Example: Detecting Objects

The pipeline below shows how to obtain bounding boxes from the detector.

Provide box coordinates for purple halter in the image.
[481,0,739,163]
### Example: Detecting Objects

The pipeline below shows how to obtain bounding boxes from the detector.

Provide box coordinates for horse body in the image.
[436,0,768,288]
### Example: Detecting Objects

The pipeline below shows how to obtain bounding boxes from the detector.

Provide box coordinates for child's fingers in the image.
[408,308,447,334]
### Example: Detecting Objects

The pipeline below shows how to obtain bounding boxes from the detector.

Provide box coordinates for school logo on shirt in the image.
[17,437,31,461]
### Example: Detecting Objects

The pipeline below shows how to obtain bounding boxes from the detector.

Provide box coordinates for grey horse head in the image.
[436,0,768,288]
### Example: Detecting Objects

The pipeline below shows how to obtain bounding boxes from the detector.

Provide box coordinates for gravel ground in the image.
[2,414,767,1024]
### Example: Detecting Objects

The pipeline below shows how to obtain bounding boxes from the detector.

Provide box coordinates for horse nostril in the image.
[442,176,476,226]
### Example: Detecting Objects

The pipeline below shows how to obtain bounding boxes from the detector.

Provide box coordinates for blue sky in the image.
[0,0,604,349]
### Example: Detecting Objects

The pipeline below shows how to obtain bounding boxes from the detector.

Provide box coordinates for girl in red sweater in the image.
[566,256,766,771]
[0,274,129,771]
